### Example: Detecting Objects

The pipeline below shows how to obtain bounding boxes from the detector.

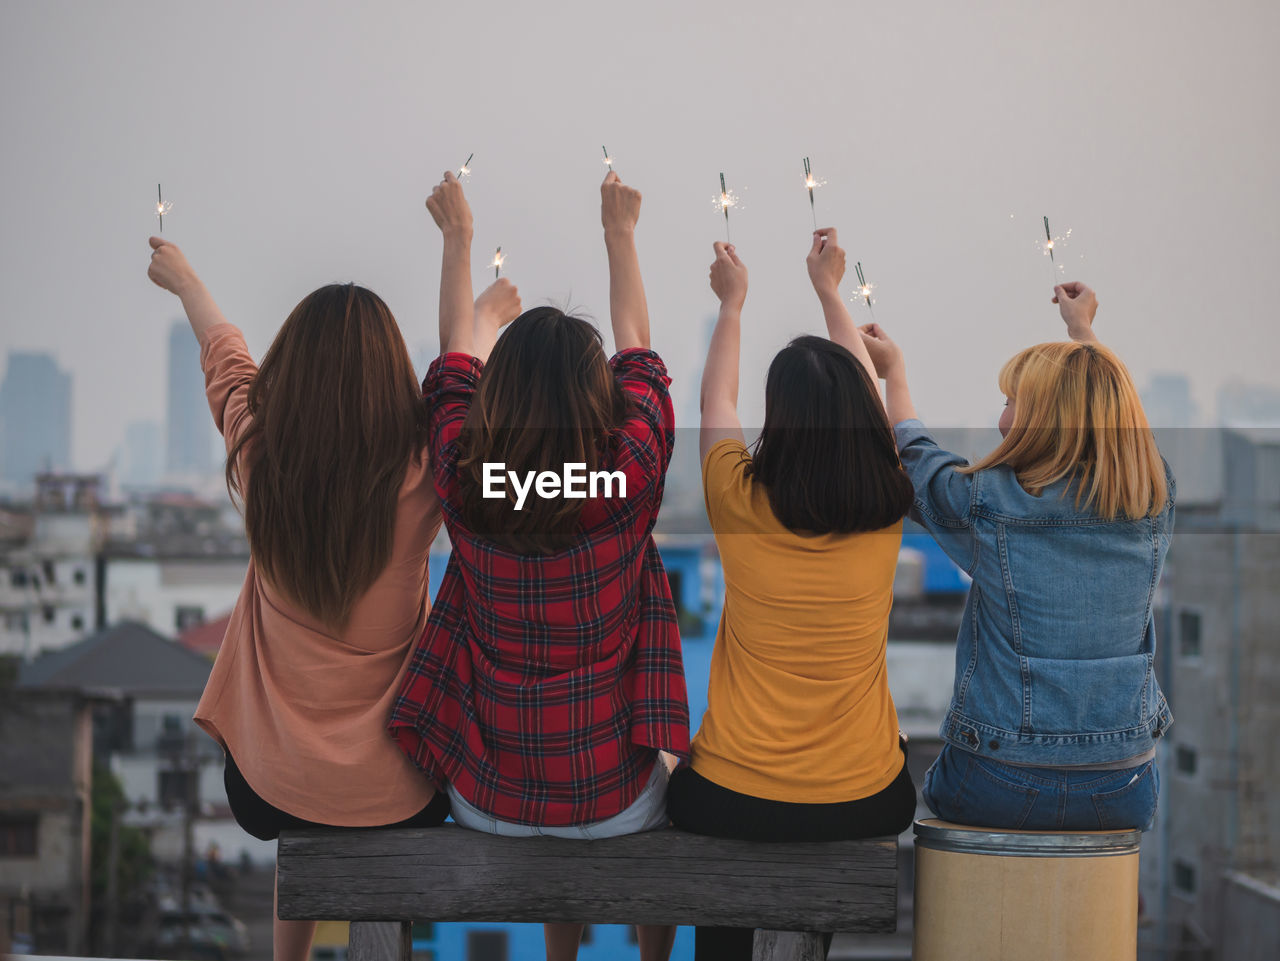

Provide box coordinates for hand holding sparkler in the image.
[472,277,522,363]
[709,242,748,311]
[858,323,905,379]
[490,246,505,279]
[475,278,522,329]
[806,228,847,299]
[425,171,474,239]
[146,236,198,297]
[428,170,477,356]
[146,236,230,343]
[1052,281,1099,343]
[602,146,614,172]
[601,170,650,350]
[457,153,474,180]
[601,170,642,235]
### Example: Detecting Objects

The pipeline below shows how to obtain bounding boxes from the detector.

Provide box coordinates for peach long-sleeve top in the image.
[192,323,443,825]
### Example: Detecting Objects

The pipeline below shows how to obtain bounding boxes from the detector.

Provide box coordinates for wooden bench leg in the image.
[753,929,825,961]
[349,921,411,961]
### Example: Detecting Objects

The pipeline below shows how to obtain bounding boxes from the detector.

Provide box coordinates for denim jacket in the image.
[894,419,1175,766]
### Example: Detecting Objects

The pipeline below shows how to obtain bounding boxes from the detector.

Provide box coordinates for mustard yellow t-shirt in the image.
[690,438,905,803]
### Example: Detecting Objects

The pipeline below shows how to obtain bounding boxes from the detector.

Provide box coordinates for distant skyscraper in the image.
[0,351,72,486]
[120,419,163,487]
[1141,372,1197,428]
[166,321,214,477]
[1216,380,1280,427]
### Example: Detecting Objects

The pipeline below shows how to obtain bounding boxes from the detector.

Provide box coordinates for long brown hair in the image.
[959,341,1168,519]
[457,307,629,553]
[226,284,429,629]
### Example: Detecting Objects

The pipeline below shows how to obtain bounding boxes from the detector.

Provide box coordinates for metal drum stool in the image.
[912,818,1142,961]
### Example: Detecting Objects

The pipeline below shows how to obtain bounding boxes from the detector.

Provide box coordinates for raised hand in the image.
[475,278,522,330]
[806,227,846,298]
[601,171,642,235]
[425,171,474,238]
[1052,281,1099,343]
[147,236,199,297]
[859,323,905,378]
[709,243,748,311]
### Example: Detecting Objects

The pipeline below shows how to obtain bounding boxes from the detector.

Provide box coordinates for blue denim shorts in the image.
[922,744,1160,832]
[448,759,670,839]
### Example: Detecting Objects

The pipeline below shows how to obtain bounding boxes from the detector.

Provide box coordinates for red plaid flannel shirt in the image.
[390,348,690,826]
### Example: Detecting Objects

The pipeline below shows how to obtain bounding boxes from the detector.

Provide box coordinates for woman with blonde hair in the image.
[859,282,1174,830]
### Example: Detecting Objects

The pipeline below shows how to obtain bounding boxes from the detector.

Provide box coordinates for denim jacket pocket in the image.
[1021,653,1153,736]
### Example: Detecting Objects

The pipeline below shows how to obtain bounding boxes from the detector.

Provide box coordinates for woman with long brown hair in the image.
[146,236,520,961]
[389,171,688,961]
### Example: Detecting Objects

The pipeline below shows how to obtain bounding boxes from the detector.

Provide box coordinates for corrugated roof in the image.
[17,621,212,696]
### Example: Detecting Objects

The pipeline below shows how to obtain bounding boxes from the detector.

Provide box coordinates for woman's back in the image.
[894,417,1175,765]
[193,323,443,825]
[692,437,906,804]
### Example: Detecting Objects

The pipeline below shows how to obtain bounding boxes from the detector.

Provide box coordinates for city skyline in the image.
[2,2,1278,473]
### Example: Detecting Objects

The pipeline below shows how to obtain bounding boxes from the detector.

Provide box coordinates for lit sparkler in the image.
[1039,216,1072,286]
[602,146,614,171]
[155,184,173,232]
[854,261,877,321]
[713,172,738,242]
[491,246,504,279]
[457,153,474,180]
[802,157,824,229]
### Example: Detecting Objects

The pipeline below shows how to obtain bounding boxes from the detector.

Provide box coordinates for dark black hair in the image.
[748,335,914,534]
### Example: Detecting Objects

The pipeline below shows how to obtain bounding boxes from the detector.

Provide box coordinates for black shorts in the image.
[223,751,451,841]
[667,739,917,842]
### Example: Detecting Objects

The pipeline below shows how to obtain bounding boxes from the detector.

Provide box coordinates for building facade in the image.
[0,352,72,491]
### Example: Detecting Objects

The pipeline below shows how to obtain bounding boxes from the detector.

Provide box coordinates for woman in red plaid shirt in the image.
[390,170,688,961]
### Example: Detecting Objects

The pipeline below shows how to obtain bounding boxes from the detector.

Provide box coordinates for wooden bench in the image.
[277,825,897,961]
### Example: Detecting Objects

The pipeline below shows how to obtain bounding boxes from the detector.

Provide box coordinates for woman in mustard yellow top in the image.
[668,230,918,960]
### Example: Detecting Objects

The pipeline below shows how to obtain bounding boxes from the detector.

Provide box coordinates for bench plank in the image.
[277,825,896,932]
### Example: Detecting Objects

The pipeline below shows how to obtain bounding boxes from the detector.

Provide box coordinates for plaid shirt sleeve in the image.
[423,352,484,500]
[610,348,675,472]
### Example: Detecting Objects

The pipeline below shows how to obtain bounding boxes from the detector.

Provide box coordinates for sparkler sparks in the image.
[802,157,824,228]
[491,246,504,279]
[602,146,614,170]
[457,153,474,180]
[1038,216,1072,284]
[853,261,877,321]
[155,184,173,232]
[713,172,738,242]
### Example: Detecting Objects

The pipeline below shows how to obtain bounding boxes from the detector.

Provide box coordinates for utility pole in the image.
[102,797,121,956]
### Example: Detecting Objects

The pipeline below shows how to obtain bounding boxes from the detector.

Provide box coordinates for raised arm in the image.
[425,171,475,356]
[147,237,230,344]
[1053,281,1100,343]
[471,279,523,364]
[859,324,918,426]
[601,171,650,350]
[805,228,877,381]
[700,242,748,460]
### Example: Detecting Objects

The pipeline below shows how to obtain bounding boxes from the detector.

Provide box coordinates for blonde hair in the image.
[959,341,1168,520]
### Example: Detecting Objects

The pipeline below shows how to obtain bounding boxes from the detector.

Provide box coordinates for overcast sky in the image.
[1,0,1277,471]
